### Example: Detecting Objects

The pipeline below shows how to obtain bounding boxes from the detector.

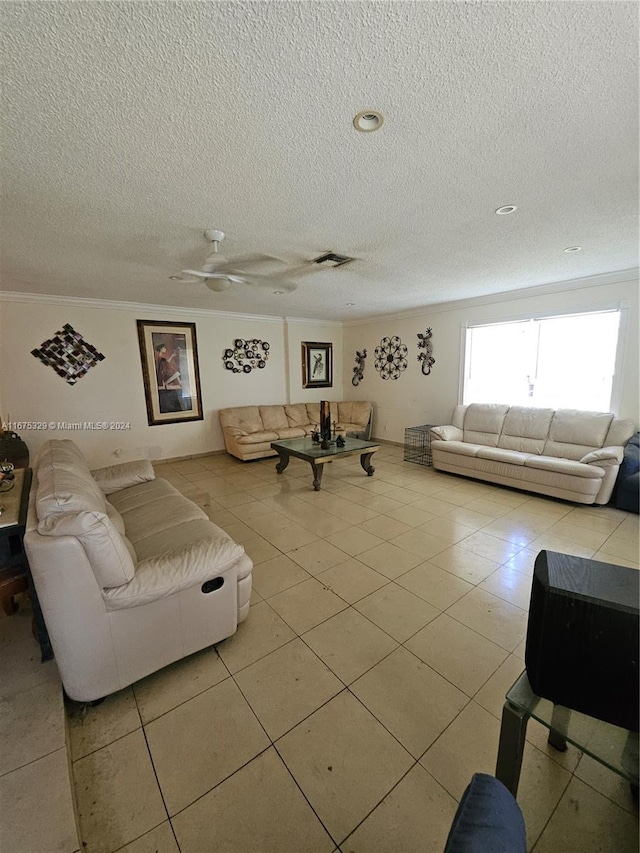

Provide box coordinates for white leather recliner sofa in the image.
[431,404,635,505]
[24,440,252,702]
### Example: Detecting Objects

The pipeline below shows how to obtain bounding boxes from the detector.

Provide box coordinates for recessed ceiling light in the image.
[495,205,518,215]
[273,290,285,295]
[353,110,384,132]
[346,302,355,306]
[564,246,582,253]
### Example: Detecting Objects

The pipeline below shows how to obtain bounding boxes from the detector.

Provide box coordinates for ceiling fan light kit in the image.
[173,228,300,293]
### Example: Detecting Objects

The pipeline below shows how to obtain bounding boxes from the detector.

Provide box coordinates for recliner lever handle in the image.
[201,577,225,594]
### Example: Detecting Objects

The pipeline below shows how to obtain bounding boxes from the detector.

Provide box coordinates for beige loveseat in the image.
[431,404,635,505]
[24,440,253,702]
[219,401,372,461]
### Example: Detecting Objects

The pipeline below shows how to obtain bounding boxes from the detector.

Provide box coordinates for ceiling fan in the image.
[171,229,299,293]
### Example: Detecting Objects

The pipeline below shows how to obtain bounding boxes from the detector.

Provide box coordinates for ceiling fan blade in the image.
[236,273,298,292]
[182,268,219,279]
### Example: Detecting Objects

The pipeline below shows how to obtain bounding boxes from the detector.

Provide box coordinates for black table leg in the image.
[360,452,376,476]
[311,462,324,491]
[275,450,290,474]
[496,700,529,797]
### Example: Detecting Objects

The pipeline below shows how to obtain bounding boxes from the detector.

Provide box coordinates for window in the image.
[463,309,621,412]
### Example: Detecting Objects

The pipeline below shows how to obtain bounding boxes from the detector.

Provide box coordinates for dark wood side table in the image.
[0,469,53,661]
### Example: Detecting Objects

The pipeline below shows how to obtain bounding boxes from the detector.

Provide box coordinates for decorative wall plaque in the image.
[223,338,270,374]
[374,336,408,380]
[417,328,436,375]
[352,349,367,386]
[31,324,105,385]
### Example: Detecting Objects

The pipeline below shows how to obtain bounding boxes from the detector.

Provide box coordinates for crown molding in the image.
[2,266,637,328]
[342,268,640,327]
[0,291,289,324]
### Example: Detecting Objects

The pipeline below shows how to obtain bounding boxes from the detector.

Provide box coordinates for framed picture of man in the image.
[302,341,333,389]
[137,320,204,425]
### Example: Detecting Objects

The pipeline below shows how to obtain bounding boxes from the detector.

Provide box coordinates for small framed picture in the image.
[302,341,333,389]
[137,320,204,425]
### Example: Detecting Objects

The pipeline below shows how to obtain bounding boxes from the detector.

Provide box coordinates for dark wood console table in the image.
[0,469,53,660]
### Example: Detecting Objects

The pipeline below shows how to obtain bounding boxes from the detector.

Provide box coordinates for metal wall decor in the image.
[223,338,270,374]
[374,336,408,380]
[417,328,436,375]
[352,349,367,386]
[31,324,105,385]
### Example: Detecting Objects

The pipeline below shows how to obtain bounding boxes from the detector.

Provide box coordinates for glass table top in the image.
[270,437,379,459]
[507,671,638,783]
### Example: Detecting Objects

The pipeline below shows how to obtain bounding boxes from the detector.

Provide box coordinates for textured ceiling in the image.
[1,1,638,322]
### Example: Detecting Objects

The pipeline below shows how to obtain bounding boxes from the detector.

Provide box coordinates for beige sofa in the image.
[219,401,372,461]
[24,440,252,702]
[431,404,635,505]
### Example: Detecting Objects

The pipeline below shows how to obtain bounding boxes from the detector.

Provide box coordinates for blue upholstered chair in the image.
[613,432,639,513]
[443,773,527,852]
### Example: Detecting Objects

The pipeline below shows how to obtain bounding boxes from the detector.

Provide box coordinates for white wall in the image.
[342,273,639,443]
[0,297,341,466]
[284,318,344,405]
[2,272,636,467]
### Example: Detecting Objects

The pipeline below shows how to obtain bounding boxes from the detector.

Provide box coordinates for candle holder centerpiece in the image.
[319,400,333,449]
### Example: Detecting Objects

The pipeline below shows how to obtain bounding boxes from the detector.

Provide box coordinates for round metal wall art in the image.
[417,328,436,375]
[374,336,408,380]
[223,339,270,374]
[352,348,367,386]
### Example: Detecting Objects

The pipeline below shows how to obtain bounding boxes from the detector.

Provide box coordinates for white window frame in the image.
[459,302,628,414]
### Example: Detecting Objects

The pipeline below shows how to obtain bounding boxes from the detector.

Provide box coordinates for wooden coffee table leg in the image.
[311,462,324,491]
[275,450,290,474]
[360,452,376,476]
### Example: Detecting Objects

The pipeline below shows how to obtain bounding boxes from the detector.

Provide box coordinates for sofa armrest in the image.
[223,426,249,438]
[91,460,156,494]
[580,446,624,467]
[431,425,463,442]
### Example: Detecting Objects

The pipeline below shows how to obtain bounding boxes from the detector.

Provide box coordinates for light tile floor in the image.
[3,445,639,852]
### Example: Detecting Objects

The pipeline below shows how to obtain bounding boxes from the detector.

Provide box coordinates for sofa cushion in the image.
[337,401,370,427]
[604,418,636,448]
[259,405,289,431]
[219,406,263,434]
[38,510,136,588]
[433,440,484,457]
[497,407,554,454]
[476,447,530,466]
[276,427,306,439]
[463,404,509,447]
[285,403,310,427]
[543,409,614,460]
[36,440,107,519]
[108,478,208,547]
[130,517,226,562]
[305,403,323,425]
[524,455,605,479]
[90,460,155,495]
[237,430,279,445]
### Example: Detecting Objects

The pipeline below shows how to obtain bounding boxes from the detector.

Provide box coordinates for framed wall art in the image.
[302,341,333,389]
[137,320,203,425]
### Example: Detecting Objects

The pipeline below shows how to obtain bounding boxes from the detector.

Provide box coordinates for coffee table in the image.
[270,437,380,491]
[496,670,639,796]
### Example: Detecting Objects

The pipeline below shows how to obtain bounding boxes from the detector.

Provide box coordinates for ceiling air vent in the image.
[312,252,355,267]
